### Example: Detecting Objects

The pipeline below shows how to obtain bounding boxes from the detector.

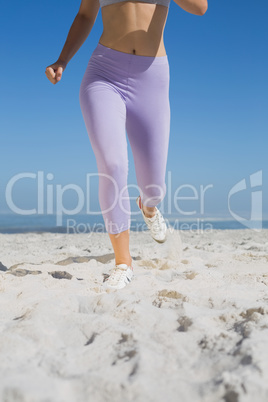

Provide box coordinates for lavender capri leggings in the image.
[79,42,170,234]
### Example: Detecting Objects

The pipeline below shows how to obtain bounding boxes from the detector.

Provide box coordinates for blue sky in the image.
[1,0,267,223]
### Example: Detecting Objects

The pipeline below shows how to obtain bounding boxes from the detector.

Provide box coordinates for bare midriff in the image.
[99,1,169,57]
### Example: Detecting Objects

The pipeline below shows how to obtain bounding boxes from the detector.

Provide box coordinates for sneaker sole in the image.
[153,235,167,244]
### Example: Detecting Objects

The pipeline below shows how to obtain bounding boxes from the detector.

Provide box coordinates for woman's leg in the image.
[126,59,171,222]
[108,230,132,266]
[79,60,132,266]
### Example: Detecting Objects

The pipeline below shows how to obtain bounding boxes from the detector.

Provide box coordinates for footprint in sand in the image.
[205,263,217,268]
[48,271,73,280]
[111,333,139,379]
[177,315,193,332]
[56,253,115,265]
[6,269,42,277]
[136,258,173,271]
[153,289,187,308]
[184,271,199,280]
[0,262,8,272]
[84,332,99,346]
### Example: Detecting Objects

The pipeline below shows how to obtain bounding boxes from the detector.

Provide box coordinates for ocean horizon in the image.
[0,213,266,233]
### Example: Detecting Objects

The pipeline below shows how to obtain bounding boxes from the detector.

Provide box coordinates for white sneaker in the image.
[136,195,167,243]
[104,263,134,290]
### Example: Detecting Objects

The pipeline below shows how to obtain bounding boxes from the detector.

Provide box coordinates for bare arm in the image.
[57,14,97,67]
[45,0,100,84]
[173,0,208,15]
[58,0,100,66]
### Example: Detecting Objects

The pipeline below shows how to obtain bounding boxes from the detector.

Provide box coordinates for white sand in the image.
[0,228,268,402]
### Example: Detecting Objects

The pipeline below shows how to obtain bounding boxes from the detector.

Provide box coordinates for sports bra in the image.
[99,0,171,9]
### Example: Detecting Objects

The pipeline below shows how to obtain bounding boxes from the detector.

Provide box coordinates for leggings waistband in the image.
[92,42,169,65]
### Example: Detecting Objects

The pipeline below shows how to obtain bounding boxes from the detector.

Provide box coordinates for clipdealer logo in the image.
[228,170,263,231]
[3,169,263,232]
[4,171,214,231]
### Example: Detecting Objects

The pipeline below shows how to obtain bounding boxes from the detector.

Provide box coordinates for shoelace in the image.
[152,214,165,233]
[145,210,165,233]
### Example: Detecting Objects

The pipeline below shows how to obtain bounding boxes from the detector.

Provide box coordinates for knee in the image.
[98,157,128,181]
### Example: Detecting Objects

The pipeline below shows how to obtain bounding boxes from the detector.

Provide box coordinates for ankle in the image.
[141,200,156,218]
[115,257,132,267]
[142,207,156,218]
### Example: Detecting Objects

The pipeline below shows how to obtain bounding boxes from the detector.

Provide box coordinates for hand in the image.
[45,60,67,84]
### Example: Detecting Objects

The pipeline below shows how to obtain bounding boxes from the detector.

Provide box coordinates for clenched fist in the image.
[45,60,67,84]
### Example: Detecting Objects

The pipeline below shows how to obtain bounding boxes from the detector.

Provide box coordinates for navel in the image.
[132,49,136,54]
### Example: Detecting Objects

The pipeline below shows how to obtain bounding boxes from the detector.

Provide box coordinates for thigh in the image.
[79,69,128,171]
[126,62,171,188]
